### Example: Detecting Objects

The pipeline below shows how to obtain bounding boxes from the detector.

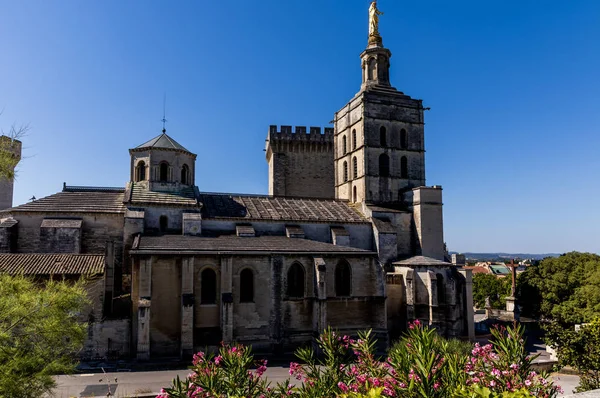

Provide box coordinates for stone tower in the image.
[0,135,22,210]
[334,21,426,204]
[129,131,197,192]
[265,125,334,199]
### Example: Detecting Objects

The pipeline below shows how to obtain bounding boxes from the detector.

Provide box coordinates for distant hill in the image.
[450,252,561,261]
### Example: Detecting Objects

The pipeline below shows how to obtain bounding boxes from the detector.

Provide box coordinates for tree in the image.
[0,274,89,398]
[545,318,600,392]
[472,273,511,309]
[0,112,28,180]
[518,252,600,324]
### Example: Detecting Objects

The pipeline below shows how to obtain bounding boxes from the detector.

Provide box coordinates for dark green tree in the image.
[472,273,511,309]
[0,274,89,398]
[517,252,600,323]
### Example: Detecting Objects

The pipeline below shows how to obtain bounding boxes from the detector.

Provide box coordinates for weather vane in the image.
[161,93,167,133]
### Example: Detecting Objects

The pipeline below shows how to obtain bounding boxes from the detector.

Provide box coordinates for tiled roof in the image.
[0,254,105,275]
[198,193,366,223]
[4,190,126,214]
[132,235,373,254]
[393,256,453,267]
[372,218,396,234]
[0,217,18,227]
[127,184,199,206]
[134,132,192,153]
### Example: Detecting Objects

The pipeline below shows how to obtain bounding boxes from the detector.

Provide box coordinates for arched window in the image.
[240,268,254,303]
[353,186,357,203]
[352,129,357,150]
[401,156,408,178]
[342,136,347,155]
[343,161,348,182]
[400,129,408,149]
[159,162,169,182]
[380,126,387,147]
[181,164,189,185]
[368,58,376,81]
[201,268,217,304]
[335,261,352,297]
[436,273,446,305]
[379,154,390,177]
[159,215,168,232]
[287,263,305,298]
[135,161,146,182]
[352,156,358,179]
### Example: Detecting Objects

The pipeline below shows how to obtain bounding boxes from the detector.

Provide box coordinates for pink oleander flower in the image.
[192,351,205,365]
[383,386,395,397]
[338,382,349,393]
[214,355,223,366]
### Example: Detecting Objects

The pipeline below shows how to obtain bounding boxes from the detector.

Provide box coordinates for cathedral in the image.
[0,4,474,360]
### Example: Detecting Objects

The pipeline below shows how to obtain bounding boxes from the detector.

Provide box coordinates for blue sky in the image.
[1,1,599,254]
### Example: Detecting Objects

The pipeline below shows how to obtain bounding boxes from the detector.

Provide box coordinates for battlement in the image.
[268,125,334,141]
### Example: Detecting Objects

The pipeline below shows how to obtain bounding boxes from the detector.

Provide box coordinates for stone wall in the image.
[133,252,385,358]
[83,319,131,359]
[266,126,335,199]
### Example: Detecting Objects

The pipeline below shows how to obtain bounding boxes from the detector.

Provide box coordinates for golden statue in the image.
[369,1,384,37]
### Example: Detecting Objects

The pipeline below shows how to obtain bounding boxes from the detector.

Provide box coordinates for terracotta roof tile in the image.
[199,193,366,223]
[133,235,373,254]
[128,184,199,206]
[4,190,125,214]
[0,254,105,275]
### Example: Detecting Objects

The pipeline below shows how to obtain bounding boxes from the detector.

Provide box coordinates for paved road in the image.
[50,368,580,398]
[50,367,293,398]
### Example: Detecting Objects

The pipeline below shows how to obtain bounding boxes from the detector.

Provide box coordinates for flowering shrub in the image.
[158,323,562,398]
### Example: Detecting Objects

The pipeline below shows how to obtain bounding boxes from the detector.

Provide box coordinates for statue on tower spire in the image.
[368,1,384,46]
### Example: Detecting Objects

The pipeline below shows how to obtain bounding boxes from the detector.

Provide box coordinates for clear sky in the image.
[1,1,599,254]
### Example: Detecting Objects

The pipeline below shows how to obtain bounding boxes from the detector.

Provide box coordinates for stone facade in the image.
[0,5,474,360]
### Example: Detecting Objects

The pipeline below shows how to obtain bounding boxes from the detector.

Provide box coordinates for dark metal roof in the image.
[127,184,199,206]
[134,132,192,153]
[0,254,105,275]
[198,193,367,223]
[5,190,126,214]
[132,235,373,255]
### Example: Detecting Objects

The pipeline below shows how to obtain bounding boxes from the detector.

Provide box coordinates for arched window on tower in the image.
[335,260,352,297]
[352,156,358,179]
[181,164,190,185]
[159,215,168,232]
[240,268,254,303]
[352,129,357,150]
[400,129,408,149]
[343,161,348,182]
[379,154,390,177]
[368,58,376,81]
[380,126,387,147]
[342,135,347,155]
[201,268,217,304]
[135,161,146,182]
[401,156,408,178]
[436,273,446,305]
[159,162,169,182]
[287,263,305,298]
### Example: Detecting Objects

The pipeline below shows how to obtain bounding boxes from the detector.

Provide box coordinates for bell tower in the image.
[334,2,426,204]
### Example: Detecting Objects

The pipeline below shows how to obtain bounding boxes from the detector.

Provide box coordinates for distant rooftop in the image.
[133,132,192,153]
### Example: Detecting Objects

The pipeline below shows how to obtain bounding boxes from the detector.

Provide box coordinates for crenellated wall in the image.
[266,125,335,199]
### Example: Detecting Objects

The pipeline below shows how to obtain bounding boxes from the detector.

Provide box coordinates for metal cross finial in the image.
[161,94,167,133]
